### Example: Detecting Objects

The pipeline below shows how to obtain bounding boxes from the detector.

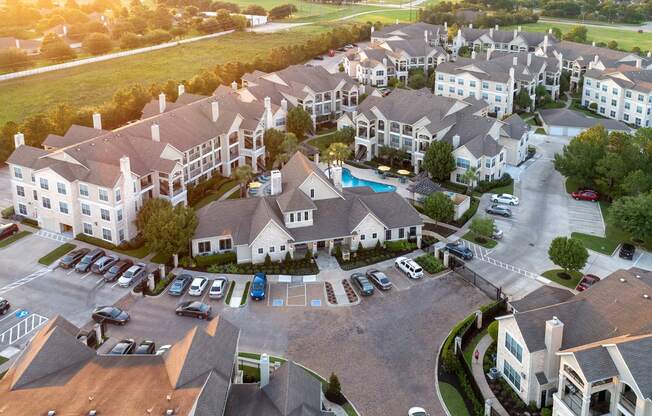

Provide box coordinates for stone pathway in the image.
[471,334,510,416]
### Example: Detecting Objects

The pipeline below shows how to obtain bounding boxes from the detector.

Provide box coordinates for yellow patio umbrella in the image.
[397,169,410,176]
[248,181,262,189]
[377,165,391,172]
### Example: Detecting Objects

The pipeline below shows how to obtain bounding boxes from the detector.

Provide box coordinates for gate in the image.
[451,260,504,301]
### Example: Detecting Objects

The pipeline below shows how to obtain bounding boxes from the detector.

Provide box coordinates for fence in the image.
[451,258,505,301]
[0,30,235,82]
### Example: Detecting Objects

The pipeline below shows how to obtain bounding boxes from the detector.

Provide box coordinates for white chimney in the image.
[151,123,160,142]
[231,81,237,91]
[452,134,460,148]
[15,39,20,49]
[159,93,166,114]
[527,52,532,66]
[92,112,102,130]
[211,101,219,122]
[489,28,494,38]
[314,153,319,164]
[260,353,270,388]
[63,24,68,36]
[281,98,287,112]
[424,30,428,43]
[513,55,518,66]
[119,155,131,181]
[178,83,185,96]
[371,26,375,34]
[382,57,387,67]
[543,35,549,53]
[495,24,499,31]
[509,67,515,80]
[13,132,24,148]
[594,54,599,63]
[264,96,271,110]
[648,51,651,58]
[513,29,518,38]
[471,50,477,60]
[444,21,448,30]
[592,41,596,47]
[486,48,492,61]
[469,23,473,29]
[544,316,564,380]
[548,28,553,35]
[331,165,342,190]
[636,58,642,69]
[271,170,282,195]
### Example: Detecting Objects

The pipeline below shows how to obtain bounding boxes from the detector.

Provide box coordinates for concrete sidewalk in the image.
[471,334,510,416]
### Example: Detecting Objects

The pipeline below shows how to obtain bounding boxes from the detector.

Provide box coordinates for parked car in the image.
[188,277,209,296]
[103,259,134,282]
[0,297,9,315]
[118,262,147,287]
[313,55,324,60]
[59,247,90,269]
[175,301,212,319]
[168,274,193,296]
[395,256,424,279]
[344,43,354,49]
[576,274,600,292]
[328,49,335,57]
[91,254,120,274]
[109,339,136,355]
[571,189,599,202]
[445,242,474,260]
[0,223,19,240]
[134,340,156,355]
[366,269,392,290]
[250,273,267,300]
[156,345,172,355]
[492,226,503,240]
[619,243,636,260]
[408,408,429,416]
[92,305,130,325]
[486,205,512,217]
[209,277,229,299]
[75,248,105,273]
[490,193,519,205]
[350,273,375,296]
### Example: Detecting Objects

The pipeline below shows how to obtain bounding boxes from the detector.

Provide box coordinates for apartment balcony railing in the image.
[561,392,583,416]
[189,168,201,178]
[619,394,636,414]
[140,177,153,189]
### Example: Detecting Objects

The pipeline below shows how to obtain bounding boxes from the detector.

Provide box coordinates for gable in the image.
[298,173,340,201]
[352,212,386,234]
[250,220,293,248]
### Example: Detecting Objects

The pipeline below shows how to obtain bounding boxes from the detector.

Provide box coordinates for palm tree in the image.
[274,133,299,168]
[233,164,253,197]
[461,166,479,194]
[326,142,351,166]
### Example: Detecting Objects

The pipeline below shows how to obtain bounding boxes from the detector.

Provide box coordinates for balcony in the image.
[619,392,636,415]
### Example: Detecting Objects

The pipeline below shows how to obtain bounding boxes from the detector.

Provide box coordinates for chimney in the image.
[15,38,20,49]
[513,29,518,39]
[211,101,219,122]
[489,28,494,38]
[543,35,549,53]
[271,170,282,195]
[592,41,596,47]
[178,83,185,96]
[382,57,387,66]
[527,52,532,66]
[471,50,477,60]
[331,165,342,190]
[486,47,493,61]
[260,353,270,388]
[648,51,652,58]
[509,67,515,80]
[151,123,160,142]
[13,132,24,148]
[517,25,522,32]
[264,96,271,110]
[452,134,460,148]
[120,155,131,181]
[159,93,166,114]
[548,28,553,35]
[424,30,428,43]
[495,24,499,31]
[444,21,448,30]
[281,98,287,112]
[544,317,564,380]
[92,112,102,130]
[594,54,599,63]
[513,55,518,66]
[371,26,375,34]
[314,153,319,164]
[231,81,237,91]
[469,23,473,29]
[63,24,68,36]
[636,58,642,69]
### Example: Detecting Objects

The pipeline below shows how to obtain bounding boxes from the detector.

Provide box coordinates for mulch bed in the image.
[341,279,358,303]
[325,282,338,305]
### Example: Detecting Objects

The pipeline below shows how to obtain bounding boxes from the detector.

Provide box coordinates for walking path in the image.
[471,334,510,416]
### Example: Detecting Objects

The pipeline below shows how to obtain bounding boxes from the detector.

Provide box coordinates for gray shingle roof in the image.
[501,114,529,140]
[616,336,652,399]
[573,346,619,383]
[509,285,573,313]
[406,177,444,196]
[585,67,652,94]
[538,108,633,131]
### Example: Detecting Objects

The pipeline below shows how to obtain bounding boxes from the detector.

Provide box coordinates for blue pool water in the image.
[342,168,397,193]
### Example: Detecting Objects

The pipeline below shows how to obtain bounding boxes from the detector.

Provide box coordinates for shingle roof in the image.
[573,346,619,383]
[538,108,633,131]
[406,177,445,196]
[509,285,573,312]
[616,336,652,399]
[277,188,317,212]
[42,124,109,149]
[0,37,41,50]
[585,67,652,94]
[501,114,529,140]
[551,40,636,63]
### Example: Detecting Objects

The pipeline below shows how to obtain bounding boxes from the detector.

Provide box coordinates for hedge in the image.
[474,173,513,194]
[195,252,237,268]
[414,254,445,274]
[75,233,119,250]
[1,206,14,219]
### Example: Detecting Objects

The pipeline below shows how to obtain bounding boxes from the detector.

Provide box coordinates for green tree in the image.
[84,32,113,55]
[41,33,75,61]
[470,217,494,242]
[548,236,589,275]
[286,106,312,140]
[554,125,608,188]
[607,40,618,50]
[233,164,253,197]
[120,32,141,49]
[332,126,354,144]
[136,197,170,231]
[563,25,588,43]
[0,48,32,72]
[551,27,563,40]
[610,192,652,241]
[137,198,198,260]
[408,69,426,89]
[378,145,409,168]
[487,320,499,342]
[325,373,346,405]
[515,88,532,110]
[263,128,285,168]
[423,192,454,223]
[325,142,350,166]
[423,140,456,182]
[243,4,266,15]
[620,170,652,196]
[274,133,299,167]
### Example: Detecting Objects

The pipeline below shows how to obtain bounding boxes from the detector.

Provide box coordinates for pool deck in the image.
[329,163,414,199]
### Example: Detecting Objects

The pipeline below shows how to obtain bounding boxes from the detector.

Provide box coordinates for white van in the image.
[394,257,423,279]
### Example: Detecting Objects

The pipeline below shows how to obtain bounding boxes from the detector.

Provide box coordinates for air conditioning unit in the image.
[487,367,501,380]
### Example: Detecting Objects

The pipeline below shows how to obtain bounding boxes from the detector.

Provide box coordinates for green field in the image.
[507,22,652,52]
[0,27,332,126]
[439,382,471,416]
[344,8,420,24]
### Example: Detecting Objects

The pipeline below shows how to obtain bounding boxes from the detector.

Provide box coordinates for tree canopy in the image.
[286,107,313,140]
[137,198,198,260]
[423,192,454,223]
[423,140,456,182]
[548,236,589,274]
[609,192,652,241]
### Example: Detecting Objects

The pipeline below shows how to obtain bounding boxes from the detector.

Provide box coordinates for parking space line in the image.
[110,281,120,289]
[66,270,75,276]
[79,272,92,280]
[96,277,105,284]
[0,314,14,324]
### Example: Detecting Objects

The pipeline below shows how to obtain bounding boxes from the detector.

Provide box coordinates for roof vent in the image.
[619,277,627,283]
[48,412,56,416]
[88,411,97,416]
[644,294,650,300]
[166,410,175,415]
[636,274,641,279]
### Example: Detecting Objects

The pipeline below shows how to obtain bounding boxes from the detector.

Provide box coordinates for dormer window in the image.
[310,189,315,198]
[289,213,294,222]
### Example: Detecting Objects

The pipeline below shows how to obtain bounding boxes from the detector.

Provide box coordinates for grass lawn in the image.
[462,231,498,249]
[150,252,171,264]
[569,99,608,119]
[535,127,546,134]
[227,191,242,200]
[38,243,76,266]
[115,245,151,259]
[224,281,236,304]
[240,282,251,306]
[193,180,240,210]
[0,27,331,126]
[542,269,583,289]
[488,181,514,195]
[571,232,619,256]
[463,328,487,368]
[564,177,582,194]
[538,100,566,109]
[344,8,420,24]
[308,131,353,153]
[0,231,31,248]
[0,356,7,366]
[439,382,471,416]
[507,22,652,52]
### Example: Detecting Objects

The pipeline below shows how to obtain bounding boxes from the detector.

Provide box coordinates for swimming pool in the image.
[342,168,397,193]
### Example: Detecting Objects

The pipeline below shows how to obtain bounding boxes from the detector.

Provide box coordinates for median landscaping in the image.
[542,269,583,289]
[0,231,31,248]
[414,255,446,274]
[462,231,498,249]
[38,243,76,266]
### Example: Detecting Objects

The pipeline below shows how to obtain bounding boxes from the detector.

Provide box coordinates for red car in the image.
[0,223,19,241]
[576,274,600,292]
[571,189,599,202]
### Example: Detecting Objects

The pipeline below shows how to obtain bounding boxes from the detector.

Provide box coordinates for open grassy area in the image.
[487,181,514,196]
[0,231,31,248]
[193,180,240,210]
[38,243,76,266]
[542,269,583,289]
[571,232,619,256]
[507,22,652,52]
[0,27,330,126]
[344,8,419,24]
[462,232,498,249]
[439,382,471,416]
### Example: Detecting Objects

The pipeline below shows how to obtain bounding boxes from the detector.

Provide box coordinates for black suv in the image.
[0,297,9,315]
[75,248,105,273]
[59,247,90,269]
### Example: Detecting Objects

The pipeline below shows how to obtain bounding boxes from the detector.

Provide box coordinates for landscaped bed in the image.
[424,222,457,237]
[414,254,446,274]
[75,234,150,258]
[462,231,498,249]
[38,243,76,266]
[542,269,583,289]
[335,241,418,270]
[0,231,31,248]
[439,382,471,416]
[201,258,319,276]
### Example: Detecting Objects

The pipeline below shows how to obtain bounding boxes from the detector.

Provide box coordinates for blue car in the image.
[445,242,474,260]
[250,273,267,300]
[168,274,193,296]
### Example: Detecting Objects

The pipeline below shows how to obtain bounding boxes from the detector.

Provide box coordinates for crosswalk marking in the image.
[35,230,72,243]
[460,240,540,280]
[0,268,51,295]
[0,314,49,345]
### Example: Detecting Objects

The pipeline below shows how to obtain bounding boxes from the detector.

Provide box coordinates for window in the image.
[601,85,607,92]
[610,110,616,117]
[496,85,503,92]
[624,114,630,121]
[16,185,24,197]
[33,190,37,200]
[83,223,93,235]
[310,188,315,198]
[372,233,377,239]
[457,89,463,96]
[482,81,489,89]
[40,178,49,190]
[18,203,27,215]
[612,88,618,95]
[101,208,110,221]
[79,183,89,197]
[269,246,275,253]
[59,201,69,214]
[505,333,523,362]
[457,79,464,85]
[637,106,643,114]
[57,182,66,195]
[469,81,476,88]
[13,167,22,179]
[638,94,644,102]
[611,99,617,106]
[118,229,125,243]
[625,102,631,110]
[115,188,121,202]
[437,74,444,80]
[585,79,591,86]
[81,203,91,216]
[98,189,109,202]
[456,158,470,169]
[503,361,521,390]
[495,96,502,103]
[219,239,232,250]
[198,241,211,253]
[102,228,112,242]
[289,213,294,222]
[258,248,264,254]
[437,85,444,91]
[398,228,405,239]
[449,86,455,93]
[117,209,123,221]
[280,245,286,251]
[385,229,391,240]
[485,159,491,168]
[626,90,632,98]
[42,197,51,209]
[360,234,366,240]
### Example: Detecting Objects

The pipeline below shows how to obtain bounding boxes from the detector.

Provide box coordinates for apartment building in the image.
[582,67,652,127]
[348,88,527,184]
[370,22,448,46]
[452,24,556,56]
[435,50,561,117]
[495,269,652,412]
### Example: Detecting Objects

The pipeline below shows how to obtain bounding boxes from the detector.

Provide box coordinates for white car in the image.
[188,277,209,296]
[117,263,147,288]
[394,257,423,279]
[209,277,229,299]
[490,193,519,205]
[408,407,429,416]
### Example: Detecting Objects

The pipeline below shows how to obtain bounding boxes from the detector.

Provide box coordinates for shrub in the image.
[325,373,346,405]
[195,251,237,268]
[542,408,552,416]
[1,206,14,219]
[385,240,413,251]
[414,254,445,273]
[488,321,499,342]
[475,173,513,193]
[284,251,292,263]
[75,233,118,250]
